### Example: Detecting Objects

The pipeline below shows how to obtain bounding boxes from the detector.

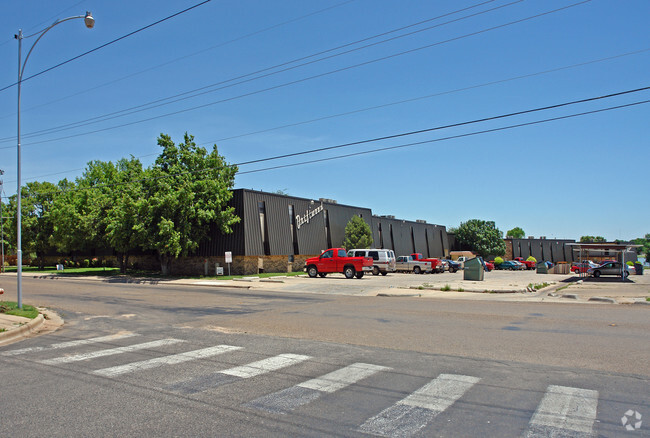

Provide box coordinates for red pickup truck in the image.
[514,257,536,270]
[410,253,444,273]
[305,248,373,279]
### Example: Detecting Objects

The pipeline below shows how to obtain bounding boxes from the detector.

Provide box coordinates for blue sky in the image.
[1,0,648,241]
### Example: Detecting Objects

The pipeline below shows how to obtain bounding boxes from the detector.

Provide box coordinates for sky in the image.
[0,0,648,242]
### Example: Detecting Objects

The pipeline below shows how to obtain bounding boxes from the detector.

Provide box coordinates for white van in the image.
[347,249,397,275]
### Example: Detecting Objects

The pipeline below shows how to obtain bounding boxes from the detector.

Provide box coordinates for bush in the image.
[82,259,90,268]
[494,256,504,265]
[626,261,634,266]
[527,256,537,263]
[91,257,99,267]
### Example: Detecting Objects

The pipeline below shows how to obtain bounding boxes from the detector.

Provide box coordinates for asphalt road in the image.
[0,276,648,437]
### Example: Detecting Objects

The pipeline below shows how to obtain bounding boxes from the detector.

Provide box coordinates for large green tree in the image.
[580,235,606,243]
[341,215,373,250]
[4,182,58,269]
[454,219,506,257]
[506,226,525,239]
[139,133,239,275]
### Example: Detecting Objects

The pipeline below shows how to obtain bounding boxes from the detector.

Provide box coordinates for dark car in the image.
[441,259,461,273]
[495,260,517,270]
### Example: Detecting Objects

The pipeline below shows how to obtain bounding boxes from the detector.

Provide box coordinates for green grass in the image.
[556,285,570,292]
[646,297,650,302]
[441,284,452,291]
[0,301,39,319]
[3,266,120,276]
[528,282,550,290]
[457,287,465,292]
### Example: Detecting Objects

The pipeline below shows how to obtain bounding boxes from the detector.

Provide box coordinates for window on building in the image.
[288,205,299,255]
[258,201,271,256]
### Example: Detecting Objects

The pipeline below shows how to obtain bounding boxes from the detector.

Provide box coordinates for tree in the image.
[454,219,506,257]
[506,227,525,239]
[580,235,606,243]
[139,133,239,275]
[341,215,373,250]
[19,182,58,269]
[632,234,650,257]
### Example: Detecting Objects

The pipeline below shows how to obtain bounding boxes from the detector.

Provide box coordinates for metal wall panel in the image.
[541,241,553,261]
[370,218,447,257]
[196,190,245,256]
[531,241,543,261]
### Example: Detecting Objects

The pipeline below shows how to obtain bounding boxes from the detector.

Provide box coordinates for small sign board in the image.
[216,266,224,276]
[225,251,232,263]
[56,264,64,271]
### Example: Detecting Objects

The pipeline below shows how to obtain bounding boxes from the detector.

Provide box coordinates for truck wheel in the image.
[344,266,355,279]
[381,271,388,276]
[593,270,601,278]
[449,267,456,273]
[372,266,380,276]
[318,273,327,278]
[413,266,421,274]
[355,272,364,279]
[307,265,318,278]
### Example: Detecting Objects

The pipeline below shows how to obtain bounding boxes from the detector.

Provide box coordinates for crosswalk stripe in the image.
[1,332,139,356]
[40,339,185,365]
[93,345,242,377]
[220,354,311,378]
[247,362,390,414]
[524,385,599,438]
[359,373,480,437]
[298,363,391,393]
[167,353,311,394]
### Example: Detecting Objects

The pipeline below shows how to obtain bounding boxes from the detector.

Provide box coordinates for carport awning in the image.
[566,243,642,279]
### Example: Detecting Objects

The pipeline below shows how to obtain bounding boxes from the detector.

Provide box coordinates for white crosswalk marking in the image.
[220,354,311,378]
[359,373,480,437]
[1,332,139,356]
[524,385,599,438]
[166,353,311,394]
[94,345,242,377]
[298,363,391,393]
[40,339,185,365]
[247,362,390,414]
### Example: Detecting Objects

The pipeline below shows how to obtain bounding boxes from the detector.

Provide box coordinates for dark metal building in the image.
[197,189,449,257]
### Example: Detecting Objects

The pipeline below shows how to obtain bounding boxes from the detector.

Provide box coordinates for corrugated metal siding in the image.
[370,217,447,257]
[196,189,245,256]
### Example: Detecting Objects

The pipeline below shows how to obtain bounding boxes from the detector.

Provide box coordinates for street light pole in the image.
[15,12,94,309]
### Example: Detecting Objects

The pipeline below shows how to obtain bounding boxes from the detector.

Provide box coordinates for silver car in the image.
[587,261,630,278]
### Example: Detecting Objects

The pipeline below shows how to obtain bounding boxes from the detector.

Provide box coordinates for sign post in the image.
[225,251,232,276]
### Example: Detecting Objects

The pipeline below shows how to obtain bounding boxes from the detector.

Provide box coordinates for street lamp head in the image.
[84,11,95,29]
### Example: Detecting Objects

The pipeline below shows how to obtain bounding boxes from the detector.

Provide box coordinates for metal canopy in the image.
[565,243,642,279]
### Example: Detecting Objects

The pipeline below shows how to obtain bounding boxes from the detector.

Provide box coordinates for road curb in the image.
[588,297,617,304]
[0,313,44,345]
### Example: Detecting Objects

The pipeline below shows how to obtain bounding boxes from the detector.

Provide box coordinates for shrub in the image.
[527,256,537,263]
[626,261,634,266]
[494,256,504,265]
[82,259,90,268]
[91,257,99,267]
[441,284,451,291]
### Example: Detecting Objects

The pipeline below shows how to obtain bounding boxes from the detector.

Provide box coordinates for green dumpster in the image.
[536,262,548,274]
[463,257,484,281]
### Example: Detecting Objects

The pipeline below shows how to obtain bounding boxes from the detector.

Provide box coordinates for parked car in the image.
[587,261,631,278]
[571,261,598,274]
[510,260,525,271]
[441,259,461,273]
[495,260,517,270]
[395,255,432,274]
[347,249,396,276]
[304,248,373,279]
[513,257,536,270]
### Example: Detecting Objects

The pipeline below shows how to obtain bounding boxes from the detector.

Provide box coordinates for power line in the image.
[0,0,358,122]
[5,0,593,149]
[237,99,650,175]
[15,47,650,184]
[2,0,512,143]
[0,0,214,94]
[6,86,649,197]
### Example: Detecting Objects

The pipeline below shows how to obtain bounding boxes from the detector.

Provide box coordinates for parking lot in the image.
[219,269,650,305]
